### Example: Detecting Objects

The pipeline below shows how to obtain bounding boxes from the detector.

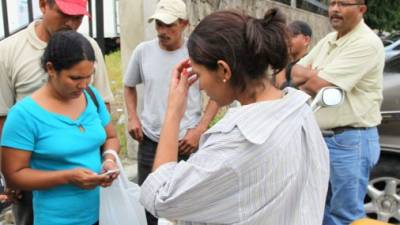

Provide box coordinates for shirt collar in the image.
[27,20,47,50]
[204,88,311,145]
[328,19,366,47]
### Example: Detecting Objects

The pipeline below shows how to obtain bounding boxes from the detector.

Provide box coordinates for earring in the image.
[222,79,227,83]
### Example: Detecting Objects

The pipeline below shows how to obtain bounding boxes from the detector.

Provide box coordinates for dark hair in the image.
[41,30,95,72]
[188,8,288,92]
[46,0,56,7]
[357,0,367,5]
[288,20,312,37]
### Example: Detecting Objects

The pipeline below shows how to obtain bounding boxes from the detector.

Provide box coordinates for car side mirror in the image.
[310,87,344,112]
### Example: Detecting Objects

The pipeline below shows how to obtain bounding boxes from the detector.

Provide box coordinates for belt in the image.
[322,126,368,137]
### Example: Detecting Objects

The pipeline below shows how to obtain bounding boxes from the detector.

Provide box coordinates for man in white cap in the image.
[0,0,114,224]
[124,0,219,224]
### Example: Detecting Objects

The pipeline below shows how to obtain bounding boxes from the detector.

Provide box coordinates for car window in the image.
[385,54,400,73]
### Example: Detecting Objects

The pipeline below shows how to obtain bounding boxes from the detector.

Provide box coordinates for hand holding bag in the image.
[99,151,147,225]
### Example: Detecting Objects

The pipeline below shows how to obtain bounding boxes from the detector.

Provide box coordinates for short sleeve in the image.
[0,46,15,116]
[1,104,35,151]
[88,86,111,127]
[318,38,380,92]
[123,44,143,87]
[88,37,114,103]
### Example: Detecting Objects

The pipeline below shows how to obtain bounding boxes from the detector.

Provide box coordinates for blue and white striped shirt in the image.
[140,88,329,225]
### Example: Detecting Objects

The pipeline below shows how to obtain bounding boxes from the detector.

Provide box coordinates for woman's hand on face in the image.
[99,159,119,187]
[67,168,109,189]
[167,59,199,120]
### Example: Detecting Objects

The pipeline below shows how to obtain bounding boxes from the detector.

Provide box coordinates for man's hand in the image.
[291,64,314,86]
[3,188,22,203]
[127,117,143,142]
[179,127,202,155]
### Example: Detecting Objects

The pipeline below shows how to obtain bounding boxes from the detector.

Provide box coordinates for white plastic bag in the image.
[99,151,147,225]
[158,218,176,225]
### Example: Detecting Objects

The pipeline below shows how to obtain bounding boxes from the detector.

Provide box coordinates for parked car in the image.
[384,39,400,61]
[364,53,400,224]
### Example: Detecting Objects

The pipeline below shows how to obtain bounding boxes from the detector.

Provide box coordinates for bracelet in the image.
[102,159,115,166]
[102,149,117,158]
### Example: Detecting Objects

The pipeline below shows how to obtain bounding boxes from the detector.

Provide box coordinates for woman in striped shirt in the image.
[140,8,329,225]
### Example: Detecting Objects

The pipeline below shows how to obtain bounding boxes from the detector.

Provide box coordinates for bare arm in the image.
[124,85,143,142]
[153,60,195,170]
[197,100,219,132]
[299,75,334,96]
[1,147,109,190]
[290,64,334,96]
[101,122,120,161]
[274,69,287,89]
[291,64,314,86]
[179,100,219,155]
[105,103,111,112]
[0,116,5,169]
[0,116,5,140]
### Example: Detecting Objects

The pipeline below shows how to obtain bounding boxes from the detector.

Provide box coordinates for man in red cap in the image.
[0,1,113,224]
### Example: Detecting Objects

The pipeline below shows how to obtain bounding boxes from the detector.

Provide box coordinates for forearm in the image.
[0,116,5,169]
[101,123,120,162]
[5,168,70,190]
[152,112,180,171]
[102,138,119,164]
[300,75,333,96]
[105,103,111,112]
[291,65,313,86]
[274,69,287,89]
[195,100,219,132]
[124,86,140,121]
[0,116,5,139]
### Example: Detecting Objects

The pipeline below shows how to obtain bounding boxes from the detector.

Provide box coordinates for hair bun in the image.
[263,8,278,25]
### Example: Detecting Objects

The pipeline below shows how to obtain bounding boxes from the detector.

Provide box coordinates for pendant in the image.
[78,125,85,132]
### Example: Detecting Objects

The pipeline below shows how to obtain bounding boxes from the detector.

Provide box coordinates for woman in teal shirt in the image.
[1,31,120,225]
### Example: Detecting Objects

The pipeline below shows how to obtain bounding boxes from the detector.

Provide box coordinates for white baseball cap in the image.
[148,0,187,24]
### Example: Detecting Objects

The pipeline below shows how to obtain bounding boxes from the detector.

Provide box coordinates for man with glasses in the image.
[289,0,384,224]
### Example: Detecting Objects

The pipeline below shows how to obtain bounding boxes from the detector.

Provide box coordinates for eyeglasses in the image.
[329,1,365,8]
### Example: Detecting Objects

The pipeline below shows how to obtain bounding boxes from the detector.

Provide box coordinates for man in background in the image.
[123,0,219,224]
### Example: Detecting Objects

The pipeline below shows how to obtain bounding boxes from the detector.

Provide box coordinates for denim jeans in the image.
[323,127,380,225]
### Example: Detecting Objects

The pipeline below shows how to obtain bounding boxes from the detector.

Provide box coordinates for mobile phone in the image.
[102,169,120,176]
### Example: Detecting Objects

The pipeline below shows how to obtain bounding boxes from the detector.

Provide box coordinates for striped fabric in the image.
[140,88,329,225]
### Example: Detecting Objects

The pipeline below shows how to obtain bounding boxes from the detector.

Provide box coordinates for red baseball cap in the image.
[55,0,90,16]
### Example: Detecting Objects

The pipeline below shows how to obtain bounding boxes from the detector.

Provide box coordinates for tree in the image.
[365,0,400,33]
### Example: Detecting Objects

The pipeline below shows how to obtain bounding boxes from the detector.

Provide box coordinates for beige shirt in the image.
[298,20,384,130]
[0,21,114,116]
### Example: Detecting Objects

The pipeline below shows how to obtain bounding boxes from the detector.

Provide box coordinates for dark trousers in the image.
[138,135,189,225]
[12,191,33,225]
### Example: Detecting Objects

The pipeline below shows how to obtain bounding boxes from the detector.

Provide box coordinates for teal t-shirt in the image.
[1,86,111,225]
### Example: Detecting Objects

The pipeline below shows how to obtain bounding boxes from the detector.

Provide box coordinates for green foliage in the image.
[365,0,400,32]
[105,50,127,157]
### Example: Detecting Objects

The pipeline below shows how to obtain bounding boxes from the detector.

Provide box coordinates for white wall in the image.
[144,0,158,41]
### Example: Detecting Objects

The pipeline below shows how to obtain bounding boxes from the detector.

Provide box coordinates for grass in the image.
[104,50,127,157]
